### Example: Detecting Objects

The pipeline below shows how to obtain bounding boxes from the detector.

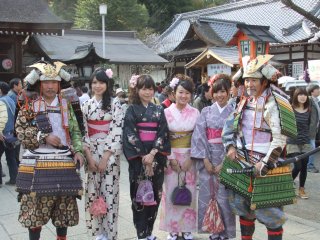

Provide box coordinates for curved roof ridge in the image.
[199,17,244,25]
[179,0,273,19]
[158,15,183,41]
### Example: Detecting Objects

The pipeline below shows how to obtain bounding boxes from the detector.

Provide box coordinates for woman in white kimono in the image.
[191,75,236,240]
[82,68,125,240]
[159,75,200,240]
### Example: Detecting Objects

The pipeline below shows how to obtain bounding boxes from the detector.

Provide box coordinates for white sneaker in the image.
[167,232,178,240]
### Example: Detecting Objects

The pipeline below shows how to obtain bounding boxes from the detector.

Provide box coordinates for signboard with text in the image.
[292,61,304,79]
[207,63,231,77]
[308,60,320,81]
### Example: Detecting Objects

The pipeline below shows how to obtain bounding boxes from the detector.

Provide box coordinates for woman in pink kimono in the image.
[160,75,200,240]
[191,75,236,240]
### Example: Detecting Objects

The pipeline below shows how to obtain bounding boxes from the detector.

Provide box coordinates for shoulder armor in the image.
[270,85,297,138]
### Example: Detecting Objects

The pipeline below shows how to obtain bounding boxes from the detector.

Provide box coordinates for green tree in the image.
[49,0,77,21]
[74,0,149,31]
[139,0,229,33]
[137,0,195,33]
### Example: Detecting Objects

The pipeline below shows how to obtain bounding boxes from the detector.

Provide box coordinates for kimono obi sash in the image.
[87,120,111,137]
[137,122,158,142]
[206,128,222,144]
[170,131,193,148]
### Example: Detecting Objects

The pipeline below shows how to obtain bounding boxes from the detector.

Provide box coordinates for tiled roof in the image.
[154,17,190,56]
[34,30,167,64]
[155,0,320,54]
[206,19,239,44]
[185,47,239,68]
[208,47,239,65]
[237,24,278,42]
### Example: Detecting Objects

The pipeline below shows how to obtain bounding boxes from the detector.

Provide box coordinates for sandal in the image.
[182,232,193,240]
[209,236,221,240]
[147,235,157,240]
[167,232,178,240]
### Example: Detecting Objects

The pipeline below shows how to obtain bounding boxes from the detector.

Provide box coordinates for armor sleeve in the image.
[68,104,83,154]
[263,96,287,163]
[222,111,237,151]
[15,105,49,149]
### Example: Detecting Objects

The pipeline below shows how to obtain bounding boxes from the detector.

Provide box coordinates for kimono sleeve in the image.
[104,98,125,157]
[123,105,147,160]
[153,106,171,156]
[191,107,209,161]
[68,103,83,154]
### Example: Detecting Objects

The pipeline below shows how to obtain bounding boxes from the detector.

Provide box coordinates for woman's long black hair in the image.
[91,67,114,110]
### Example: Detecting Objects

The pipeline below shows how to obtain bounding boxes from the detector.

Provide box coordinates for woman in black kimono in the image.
[123,75,171,240]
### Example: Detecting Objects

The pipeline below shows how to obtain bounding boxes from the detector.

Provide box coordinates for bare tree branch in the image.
[281,0,320,27]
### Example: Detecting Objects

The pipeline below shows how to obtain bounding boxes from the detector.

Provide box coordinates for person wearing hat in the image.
[222,55,292,240]
[15,62,84,240]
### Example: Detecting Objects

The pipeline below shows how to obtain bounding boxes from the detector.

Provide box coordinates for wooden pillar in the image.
[304,45,308,69]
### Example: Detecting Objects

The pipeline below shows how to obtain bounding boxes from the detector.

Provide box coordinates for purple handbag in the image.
[171,172,192,206]
[135,179,157,206]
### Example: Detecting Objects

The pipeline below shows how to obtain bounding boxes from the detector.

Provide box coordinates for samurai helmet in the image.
[24,61,71,85]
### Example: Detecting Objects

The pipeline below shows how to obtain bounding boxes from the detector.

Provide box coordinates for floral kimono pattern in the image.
[123,103,170,239]
[82,97,124,240]
[159,103,200,233]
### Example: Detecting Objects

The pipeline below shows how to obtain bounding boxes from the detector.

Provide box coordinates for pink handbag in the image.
[89,175,108,217]
[89,196,107,216]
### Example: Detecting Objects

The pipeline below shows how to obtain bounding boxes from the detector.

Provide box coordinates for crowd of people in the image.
[0,54,319,240]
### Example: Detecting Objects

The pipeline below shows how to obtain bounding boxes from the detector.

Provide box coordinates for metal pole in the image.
[102,14,105,58]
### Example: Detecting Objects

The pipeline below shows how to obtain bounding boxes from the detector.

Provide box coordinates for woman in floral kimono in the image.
[191,75,236,240]
[123,75,171,240]
[159,75,200,240]
[82,68,125,240]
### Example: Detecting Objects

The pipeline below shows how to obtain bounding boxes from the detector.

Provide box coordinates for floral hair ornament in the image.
[169,77,180,89]
[130,74,140,88]
[208,74,220,86]
[105,68,113,79]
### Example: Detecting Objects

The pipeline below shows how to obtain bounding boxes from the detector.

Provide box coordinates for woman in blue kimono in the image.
[191,75,236,240]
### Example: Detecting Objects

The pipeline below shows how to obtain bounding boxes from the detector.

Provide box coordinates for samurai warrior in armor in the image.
[15,62,84,240]
[221,55,297,240]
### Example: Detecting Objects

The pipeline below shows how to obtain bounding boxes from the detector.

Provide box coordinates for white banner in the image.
[308,60,320,81]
